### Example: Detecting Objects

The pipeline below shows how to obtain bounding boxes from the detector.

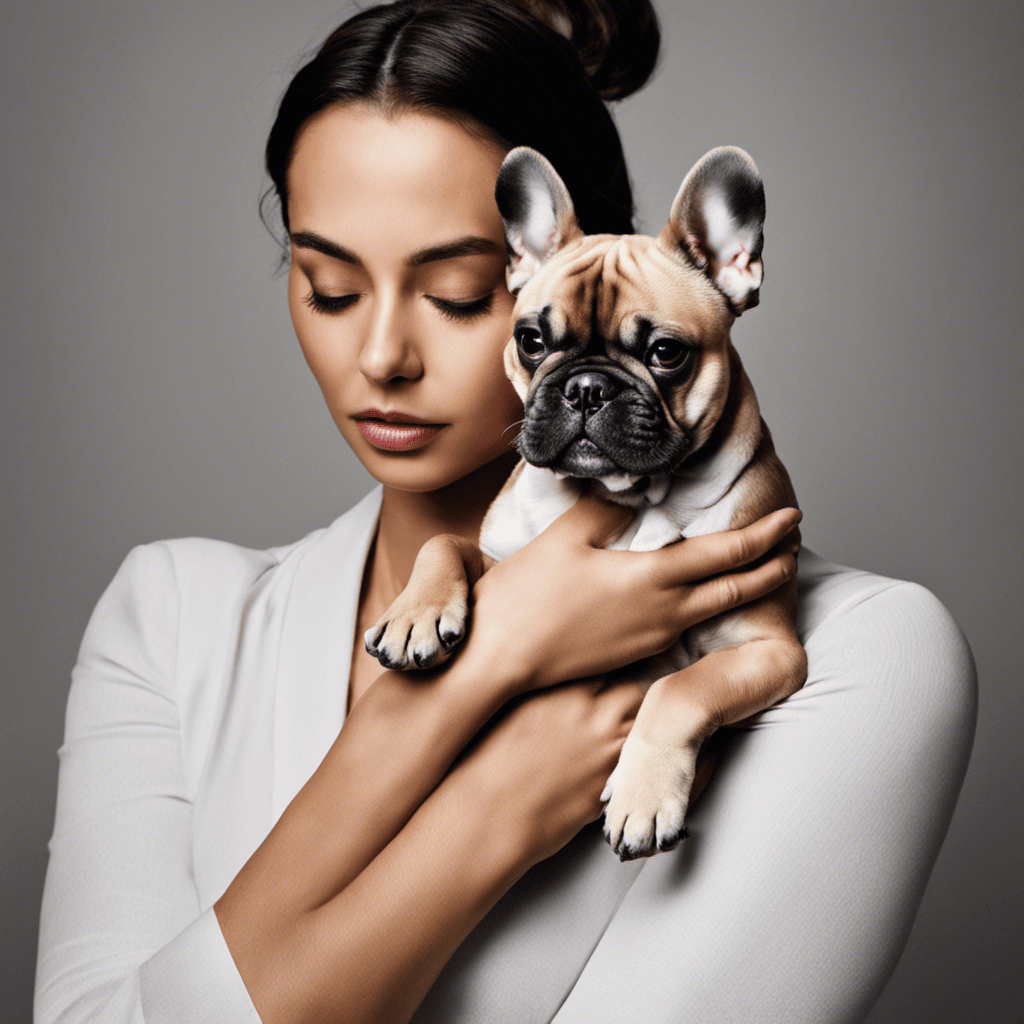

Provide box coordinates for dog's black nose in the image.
[563,371,618,413]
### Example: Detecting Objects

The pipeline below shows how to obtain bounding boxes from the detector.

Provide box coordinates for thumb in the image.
[552,489,637,548]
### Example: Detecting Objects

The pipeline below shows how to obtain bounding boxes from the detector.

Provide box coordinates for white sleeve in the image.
[552,581,978,1024]
[34,542,263,1024]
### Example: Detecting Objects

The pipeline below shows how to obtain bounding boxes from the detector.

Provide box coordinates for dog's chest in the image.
[478,462,742,562]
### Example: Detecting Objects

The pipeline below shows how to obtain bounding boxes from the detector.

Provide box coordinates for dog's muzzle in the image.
[518,364,692,477]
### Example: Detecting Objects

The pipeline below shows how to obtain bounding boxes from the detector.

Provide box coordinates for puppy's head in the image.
[495,145,765,488]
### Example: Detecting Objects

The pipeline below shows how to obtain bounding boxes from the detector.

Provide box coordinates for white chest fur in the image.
[478,454,749,562]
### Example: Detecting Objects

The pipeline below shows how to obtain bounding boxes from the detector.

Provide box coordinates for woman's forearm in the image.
[214,647,520,1015]
[253,763,530,1024]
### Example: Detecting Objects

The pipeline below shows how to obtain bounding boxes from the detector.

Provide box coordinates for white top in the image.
[35,483,977,1024]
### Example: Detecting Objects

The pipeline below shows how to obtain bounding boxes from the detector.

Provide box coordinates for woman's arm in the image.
[548,580,979,1024]
[35,501,797,1023]
[215,499,800,1023]
[35,540,533,1024]
[216,654,511,932]
[237,672,657,1024]
[35,542,262,1024]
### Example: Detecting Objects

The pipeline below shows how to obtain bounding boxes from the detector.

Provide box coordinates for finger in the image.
[687,549,797,621]
[767,522,802,557]
[549,489,637,548]
[663,507,802,582]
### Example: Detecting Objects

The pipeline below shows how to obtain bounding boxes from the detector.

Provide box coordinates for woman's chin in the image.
[352,445,519,495]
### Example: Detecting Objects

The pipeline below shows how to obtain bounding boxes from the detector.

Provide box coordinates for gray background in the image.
[4,0,1020,1020]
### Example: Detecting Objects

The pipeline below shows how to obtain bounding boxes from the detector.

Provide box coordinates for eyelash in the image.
[303,291,359,315]
[302,290,494,321]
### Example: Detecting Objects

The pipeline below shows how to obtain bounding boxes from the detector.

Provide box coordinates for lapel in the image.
[271,483,383,825]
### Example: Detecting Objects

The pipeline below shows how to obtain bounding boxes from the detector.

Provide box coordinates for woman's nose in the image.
[358,292,423,384]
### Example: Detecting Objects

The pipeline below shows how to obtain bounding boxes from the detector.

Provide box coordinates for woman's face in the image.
[286,102,523,492]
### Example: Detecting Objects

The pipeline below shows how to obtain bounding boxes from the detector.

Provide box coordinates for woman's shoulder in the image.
[795,545,960,646]
[140,485,384,601]
[89,488,383,677]
[794,548,977,724]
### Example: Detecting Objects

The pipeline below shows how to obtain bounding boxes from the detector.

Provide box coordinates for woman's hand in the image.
[446,672,647,867]
[444,670,724,870]
[460,492,802,697]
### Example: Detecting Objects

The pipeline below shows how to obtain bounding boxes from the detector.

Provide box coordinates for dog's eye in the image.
[647,339,692,372]
[515,325,545,359]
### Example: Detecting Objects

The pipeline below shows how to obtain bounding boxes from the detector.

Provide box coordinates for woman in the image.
[34,2,977,1022]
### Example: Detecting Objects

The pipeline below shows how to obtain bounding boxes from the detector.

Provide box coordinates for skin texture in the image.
[213,101,801,1024]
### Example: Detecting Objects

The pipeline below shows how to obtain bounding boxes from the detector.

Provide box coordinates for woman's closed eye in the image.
[302,289,495,321]
[428,292,494,322]
[303,290,360,315]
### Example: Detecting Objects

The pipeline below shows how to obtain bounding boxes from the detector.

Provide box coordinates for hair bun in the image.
[516,0,661,101]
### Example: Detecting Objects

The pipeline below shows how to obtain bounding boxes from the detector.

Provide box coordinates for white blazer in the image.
[35,483,977,1024]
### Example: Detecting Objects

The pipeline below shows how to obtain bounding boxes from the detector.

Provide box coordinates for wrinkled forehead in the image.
[515,234,726,342]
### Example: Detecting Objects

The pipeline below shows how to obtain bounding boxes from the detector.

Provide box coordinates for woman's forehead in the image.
[287,102,508,241]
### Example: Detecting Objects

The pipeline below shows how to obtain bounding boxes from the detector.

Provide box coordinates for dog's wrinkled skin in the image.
[365,146,808,860]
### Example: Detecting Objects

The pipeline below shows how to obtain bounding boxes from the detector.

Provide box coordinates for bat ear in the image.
[657,146,765,314]
[495,147,584,294]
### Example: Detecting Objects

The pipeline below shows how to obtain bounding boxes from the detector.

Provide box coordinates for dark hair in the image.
[261,0,661,271]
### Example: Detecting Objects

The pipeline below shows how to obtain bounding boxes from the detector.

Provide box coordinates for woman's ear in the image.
[495,146,584,294]
[657,146,766,314]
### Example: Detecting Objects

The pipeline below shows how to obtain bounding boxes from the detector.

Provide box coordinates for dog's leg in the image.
[364,535,493,671]
[602,633,807,860]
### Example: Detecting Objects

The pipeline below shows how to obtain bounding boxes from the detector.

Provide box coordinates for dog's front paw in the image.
[364,596,468,671]
[601,733,699,860]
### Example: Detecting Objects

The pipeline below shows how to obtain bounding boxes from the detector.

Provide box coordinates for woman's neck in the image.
[368,451,520,610]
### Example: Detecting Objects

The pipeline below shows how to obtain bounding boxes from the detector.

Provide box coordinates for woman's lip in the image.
[354,409,441,425]
[356,419,445,451]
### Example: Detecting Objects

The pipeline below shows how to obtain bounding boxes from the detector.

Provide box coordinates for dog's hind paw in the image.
[601,735,698,860]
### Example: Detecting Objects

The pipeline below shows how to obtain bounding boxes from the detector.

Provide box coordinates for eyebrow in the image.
[290,230,505,267]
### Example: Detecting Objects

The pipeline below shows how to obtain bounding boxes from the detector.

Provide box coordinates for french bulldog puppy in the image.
[364,145,808,860]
